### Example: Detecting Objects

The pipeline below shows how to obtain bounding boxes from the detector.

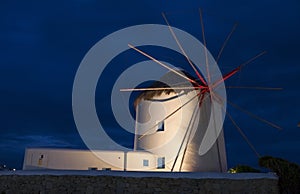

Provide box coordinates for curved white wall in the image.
[134,90,227,172]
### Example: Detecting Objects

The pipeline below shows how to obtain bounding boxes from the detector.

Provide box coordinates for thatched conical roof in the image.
[134,70,203,107]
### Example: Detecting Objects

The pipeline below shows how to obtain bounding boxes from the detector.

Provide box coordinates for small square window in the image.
[157,121,164,132]
[143,159,149,167]
[157,157,165,169]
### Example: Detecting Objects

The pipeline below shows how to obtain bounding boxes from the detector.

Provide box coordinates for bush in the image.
[228,165,260,173]
[259,156,300,194]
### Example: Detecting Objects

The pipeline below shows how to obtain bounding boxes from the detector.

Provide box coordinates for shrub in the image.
[259,156,300,194]
[228,164,260,173]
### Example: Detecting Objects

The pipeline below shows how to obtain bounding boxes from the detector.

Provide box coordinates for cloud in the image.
[0,134,78,151]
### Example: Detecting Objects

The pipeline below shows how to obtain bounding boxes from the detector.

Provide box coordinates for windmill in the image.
[120,10,282,172]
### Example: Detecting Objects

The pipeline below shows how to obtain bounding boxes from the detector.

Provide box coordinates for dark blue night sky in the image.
[0,0,299,170]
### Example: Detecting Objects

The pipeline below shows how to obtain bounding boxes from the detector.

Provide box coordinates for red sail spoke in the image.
[212,65,242,88]
[162,12,207,86]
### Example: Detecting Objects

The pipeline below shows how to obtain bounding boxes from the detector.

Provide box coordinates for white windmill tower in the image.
[133,70,227,172]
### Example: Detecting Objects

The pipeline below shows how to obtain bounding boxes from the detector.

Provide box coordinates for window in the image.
[157,157,165,169]
[38,154,44,166]
[102,168,111,171]
[143,159,149,167]
[157,121,164,132]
